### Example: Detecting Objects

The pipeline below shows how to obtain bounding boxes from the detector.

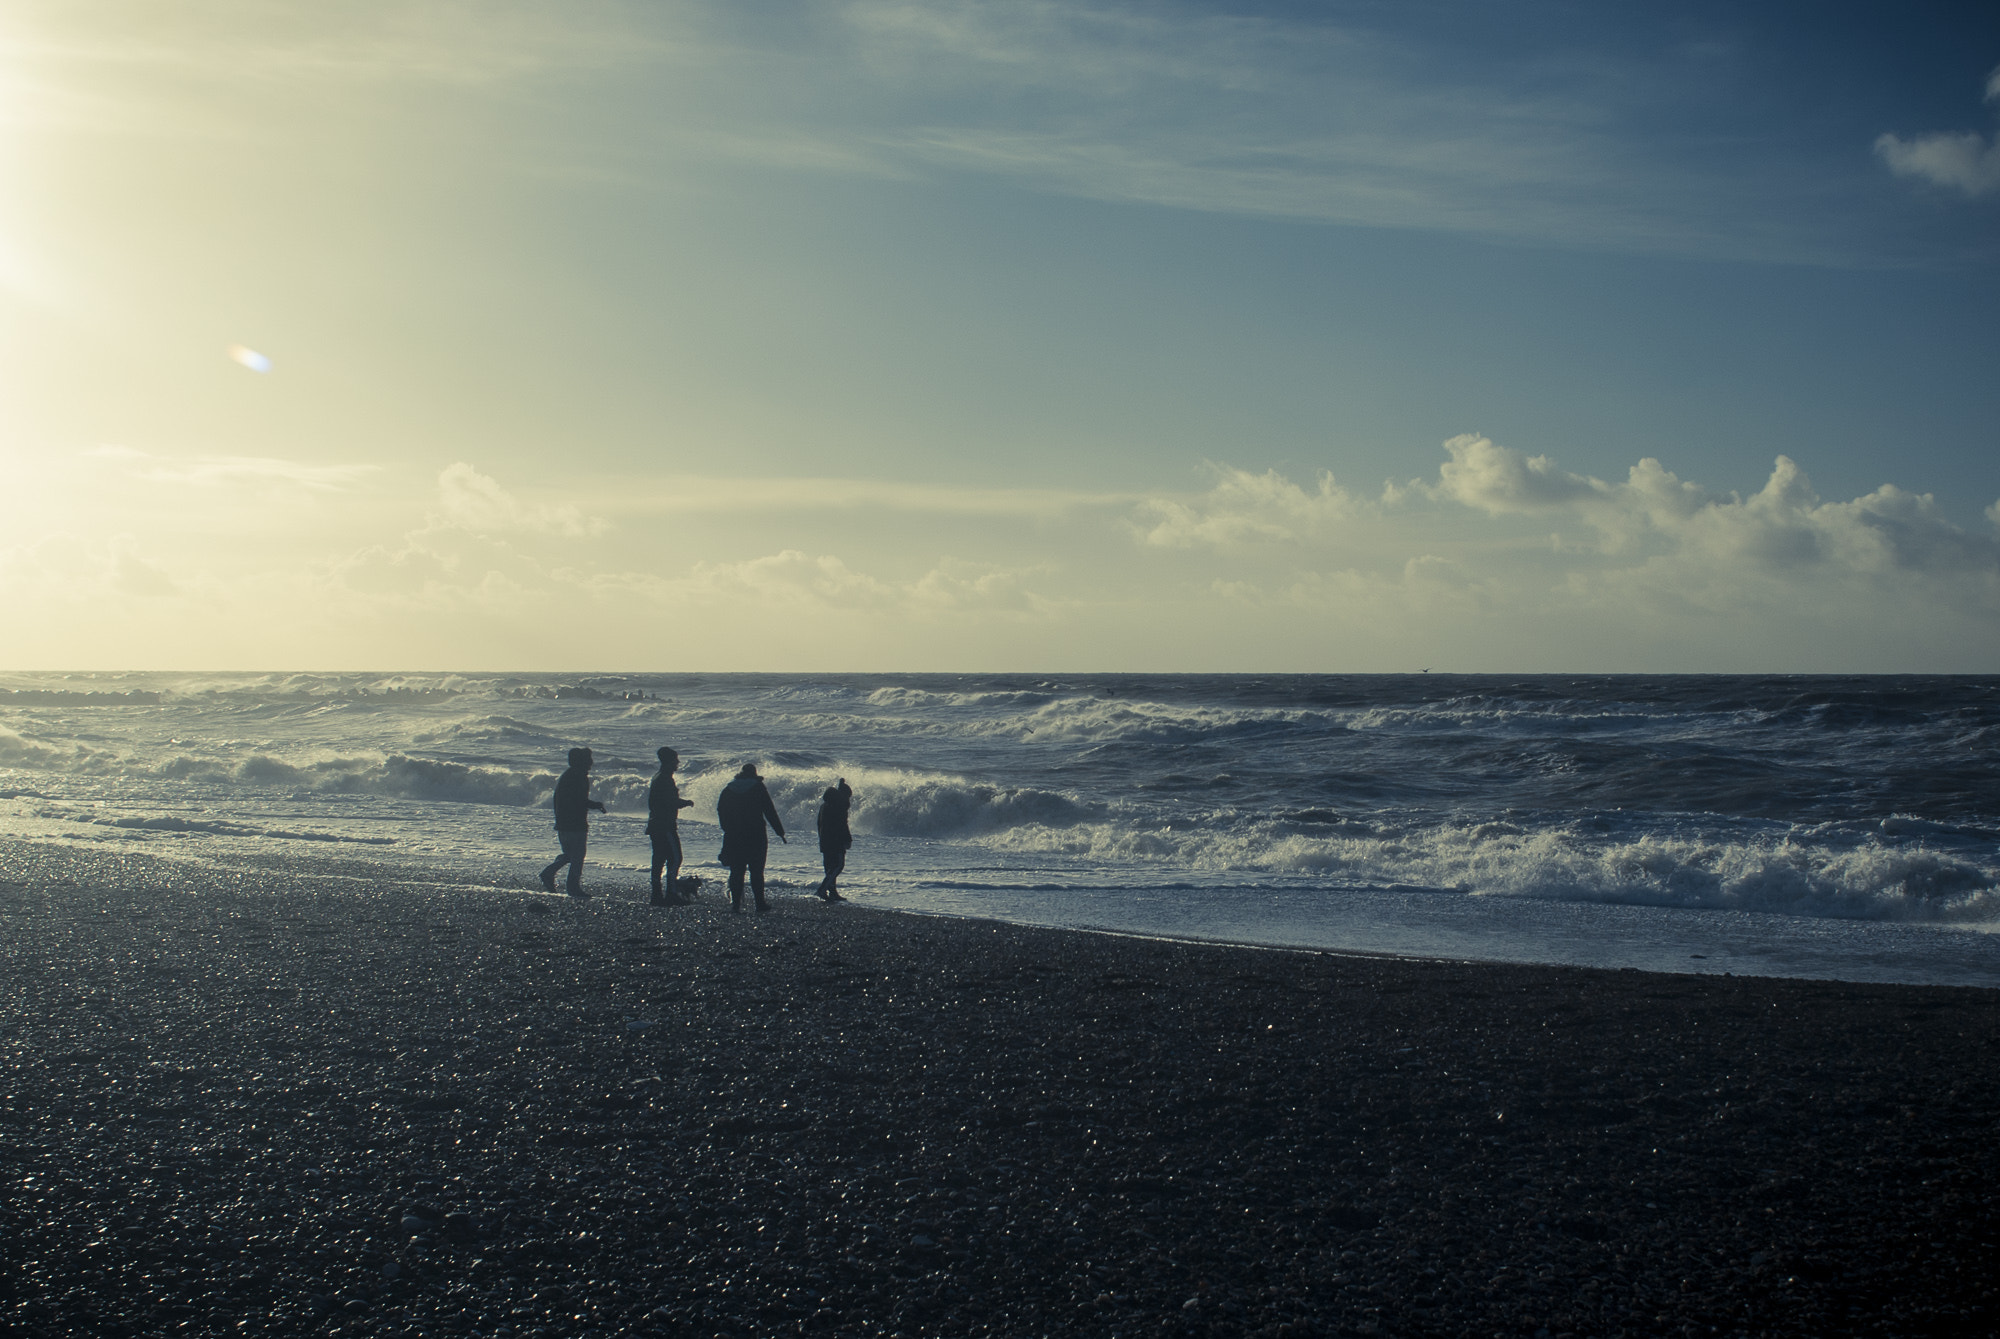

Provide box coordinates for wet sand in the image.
[3,837,1997,1338]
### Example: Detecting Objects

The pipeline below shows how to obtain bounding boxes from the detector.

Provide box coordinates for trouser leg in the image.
[728,863,747,909]
[558,830,587,896]
[751,858,768,909]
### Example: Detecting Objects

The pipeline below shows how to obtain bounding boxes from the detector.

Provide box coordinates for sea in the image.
[3,672,1997,987]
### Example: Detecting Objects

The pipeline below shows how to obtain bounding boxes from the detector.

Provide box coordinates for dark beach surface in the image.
[4,838,1997,1339]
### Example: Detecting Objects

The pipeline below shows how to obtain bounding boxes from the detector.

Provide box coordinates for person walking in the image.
[814,778,854,901]
[540,747,606,898]
[716,762,785,913]
[646,747,695,906]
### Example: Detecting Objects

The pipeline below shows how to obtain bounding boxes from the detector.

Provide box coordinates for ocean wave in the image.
[976,819,2000,923]
[900,696,1338,746]
[0,725,123,773]
[0,725,70,768]
[409,715,569,747]
[865,686,1058,711]
[662,763,1096,839]
[850,774,1094,838]
[865,686,1344,744]
[155,752,555,807]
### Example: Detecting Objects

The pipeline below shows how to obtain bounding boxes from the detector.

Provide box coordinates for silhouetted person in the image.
[716,762,785,913]
[647,746,694,906]
[814,778,854,901]
[541,747,606,898]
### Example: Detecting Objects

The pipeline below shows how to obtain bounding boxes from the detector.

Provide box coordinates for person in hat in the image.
[715,762,785,913]
[646,747,695,905]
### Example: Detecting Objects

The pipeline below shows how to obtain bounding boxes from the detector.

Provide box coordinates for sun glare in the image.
[228,344,272,373]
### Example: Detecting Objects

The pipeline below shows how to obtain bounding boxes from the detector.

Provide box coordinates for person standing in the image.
[715,762,785,913]
[814,778,854,902]
[646,747,695,906]
[540,747,606,899]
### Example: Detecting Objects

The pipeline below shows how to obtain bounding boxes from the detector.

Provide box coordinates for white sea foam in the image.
[975,818,2000,923]
[74,813,396,845]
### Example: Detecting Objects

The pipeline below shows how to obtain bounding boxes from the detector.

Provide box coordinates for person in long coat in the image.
[716,762,785,913]
[646,747,694,906]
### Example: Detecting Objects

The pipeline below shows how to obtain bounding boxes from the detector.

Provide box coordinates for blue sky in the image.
[3,0,1998,669]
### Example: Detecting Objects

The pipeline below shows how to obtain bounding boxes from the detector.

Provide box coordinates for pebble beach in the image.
[4,837,1997,1338]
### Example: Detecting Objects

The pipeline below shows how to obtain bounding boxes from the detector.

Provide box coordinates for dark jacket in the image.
[551,767,603,832]
[716,775,784,863]
[645,772,692,836]
[816,783,853,853]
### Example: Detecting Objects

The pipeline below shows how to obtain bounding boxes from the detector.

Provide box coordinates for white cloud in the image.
[0,531,178,600]
[1128,439,2000,599]
[1136,466,1354,547]
[606,550,1052,617]
[591,475,1127,519]
[1128,437,2000,656]
[432,462,607,538]
[83,445,378,491]
[1442,440,1999,581]
[7,421,1998,670]
[1876,130,2000,197]
[1875,64,2000,197]
[1428,433,1609,514]
[677,550,896,610]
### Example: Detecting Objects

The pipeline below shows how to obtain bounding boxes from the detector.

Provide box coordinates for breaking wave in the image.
[410,715,569,748]
[978,818,2000,923]
[661,764,1095,839]
[155,753,555,807]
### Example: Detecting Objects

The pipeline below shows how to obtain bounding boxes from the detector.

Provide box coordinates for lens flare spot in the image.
[228,344,272,373]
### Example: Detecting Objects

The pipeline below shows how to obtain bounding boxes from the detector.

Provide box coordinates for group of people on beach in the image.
[538,747,855,913]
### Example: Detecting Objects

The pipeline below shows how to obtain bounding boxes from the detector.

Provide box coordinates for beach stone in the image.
[399,1215,429,1235]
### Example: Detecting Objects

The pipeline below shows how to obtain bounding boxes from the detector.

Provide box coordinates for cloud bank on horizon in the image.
[1,1,1997,671]
[4,438,1996,671]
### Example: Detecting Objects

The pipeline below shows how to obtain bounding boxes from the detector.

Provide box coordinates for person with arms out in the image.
[647,746,695,906]
[716,762,785,913]
[541,747,606,899]
[813,778,854,902]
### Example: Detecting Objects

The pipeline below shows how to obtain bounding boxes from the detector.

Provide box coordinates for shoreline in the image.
[4,836,1998,1337]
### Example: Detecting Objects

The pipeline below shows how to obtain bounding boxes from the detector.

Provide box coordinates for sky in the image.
[2,0,1998,672]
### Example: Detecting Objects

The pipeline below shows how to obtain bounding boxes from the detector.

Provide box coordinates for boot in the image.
[755,894,770,913]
